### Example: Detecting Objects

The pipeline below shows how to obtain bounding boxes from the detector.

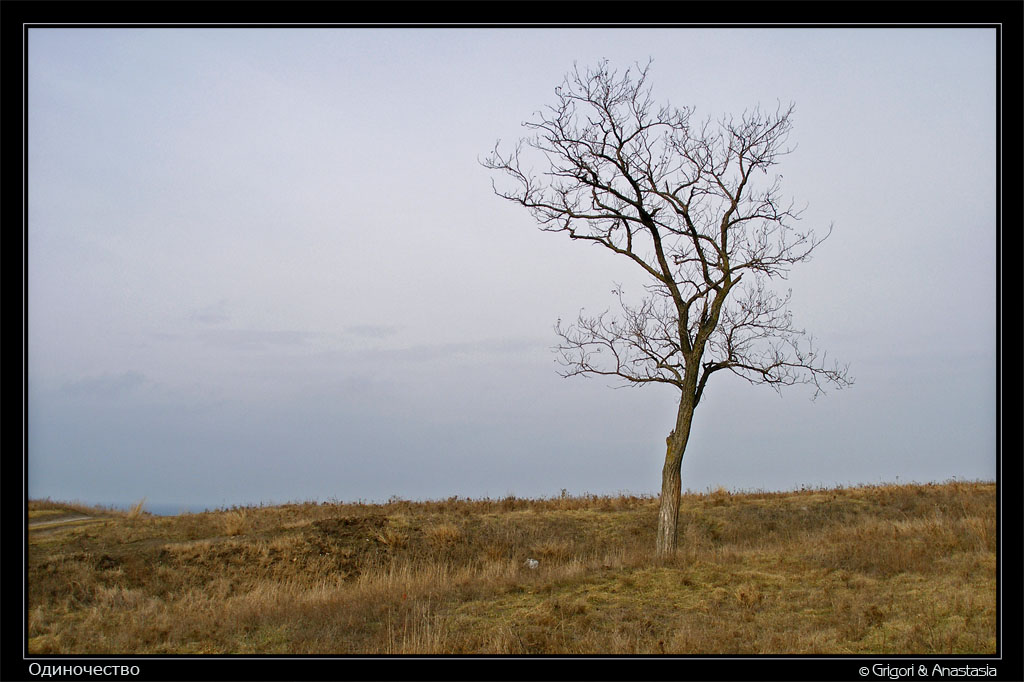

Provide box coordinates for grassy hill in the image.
[27,481,995,654]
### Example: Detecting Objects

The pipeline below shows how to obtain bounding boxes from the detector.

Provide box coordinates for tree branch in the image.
[482,60,852,402]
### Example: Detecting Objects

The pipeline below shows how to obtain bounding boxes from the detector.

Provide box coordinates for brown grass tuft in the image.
[424,523,462,547]
[127,498,147,519]
[221,510,250,536]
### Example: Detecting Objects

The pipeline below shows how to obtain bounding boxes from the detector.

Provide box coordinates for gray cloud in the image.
[195,329,313,351]
[344,324,400,339]
[357,336,545,365]
[61,370,148,398]
[190,300,231,325]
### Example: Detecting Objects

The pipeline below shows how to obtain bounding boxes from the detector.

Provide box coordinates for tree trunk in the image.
[655,398,695,558]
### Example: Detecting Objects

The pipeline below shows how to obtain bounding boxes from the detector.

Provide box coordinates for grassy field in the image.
[26,481,996,654]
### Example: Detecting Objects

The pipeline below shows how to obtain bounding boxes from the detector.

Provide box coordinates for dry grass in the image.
[26,481,996,654]
[127,498,147,519]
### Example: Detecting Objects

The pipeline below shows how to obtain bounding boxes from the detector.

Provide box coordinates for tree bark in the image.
[655,398,695,558]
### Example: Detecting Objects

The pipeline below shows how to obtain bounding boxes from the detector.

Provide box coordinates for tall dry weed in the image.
[127,498,147,519]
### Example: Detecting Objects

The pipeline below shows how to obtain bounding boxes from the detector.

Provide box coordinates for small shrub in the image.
[222,511,249,536]
[708,486,731,507]
[375,528,408,549]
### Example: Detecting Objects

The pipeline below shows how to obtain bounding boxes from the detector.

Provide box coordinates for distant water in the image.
[145,503,215,516]
[98,502,218,516]
[102,501,314,516]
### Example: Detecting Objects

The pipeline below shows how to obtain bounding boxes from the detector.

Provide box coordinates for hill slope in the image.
[27,481,996,654]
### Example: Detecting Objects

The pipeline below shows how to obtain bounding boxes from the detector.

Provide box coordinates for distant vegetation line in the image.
[30,477,994,517]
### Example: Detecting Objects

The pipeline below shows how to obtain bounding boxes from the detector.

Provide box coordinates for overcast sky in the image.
[27,27,997,513]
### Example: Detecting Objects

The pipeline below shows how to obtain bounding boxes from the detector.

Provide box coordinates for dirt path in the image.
[28,515,96,530]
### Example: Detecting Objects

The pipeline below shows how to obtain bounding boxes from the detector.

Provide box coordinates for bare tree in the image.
[483,60,853,558]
